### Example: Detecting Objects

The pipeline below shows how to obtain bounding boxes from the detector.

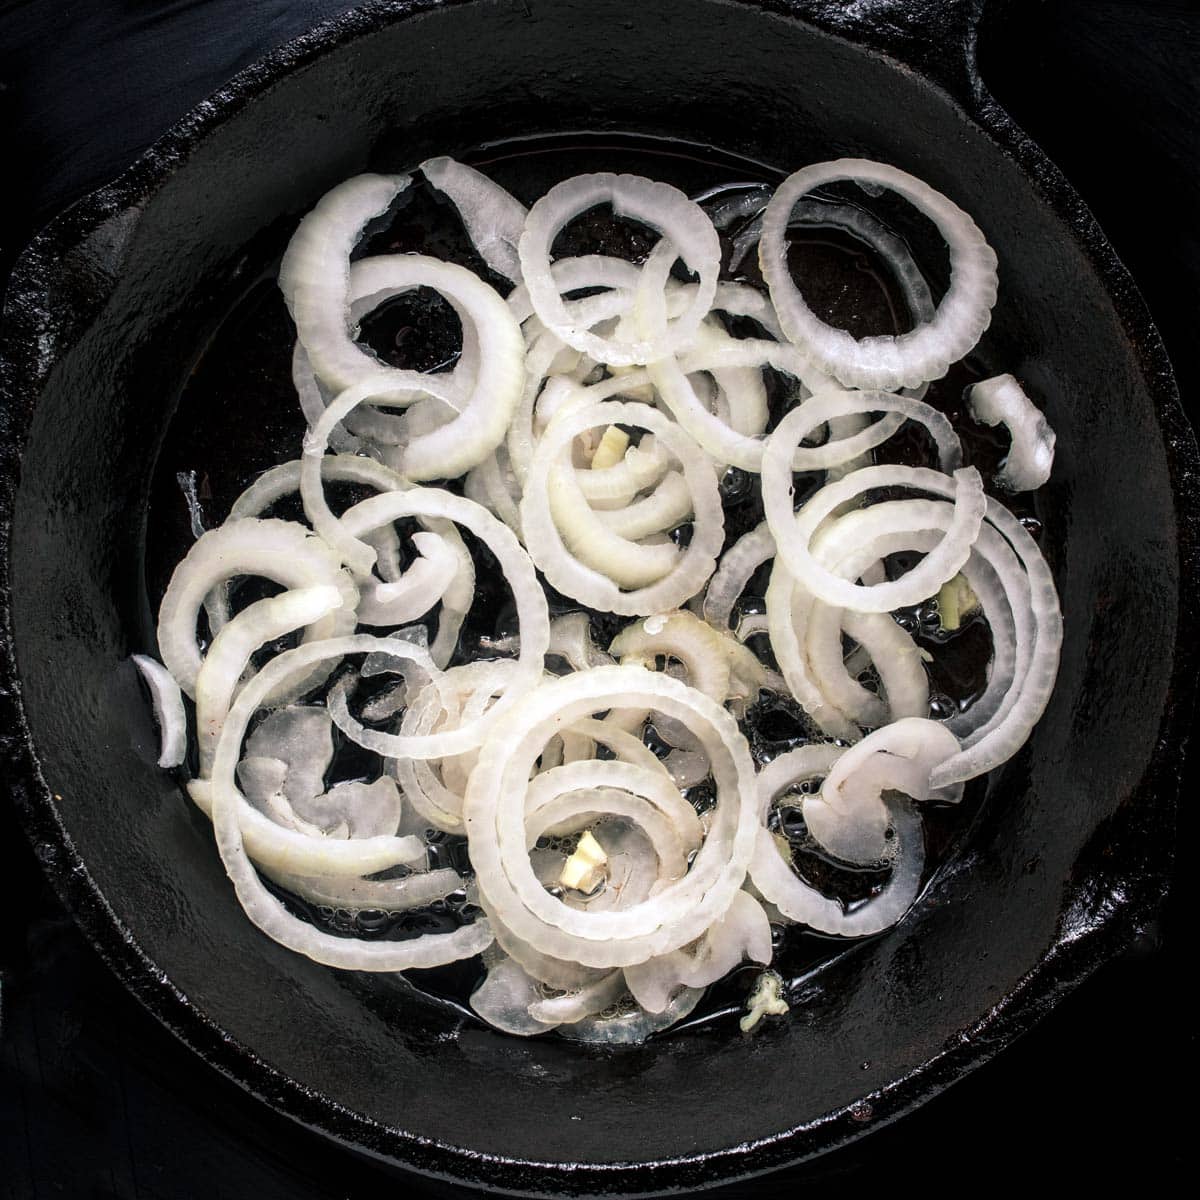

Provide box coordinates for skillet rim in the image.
[1,0,1196,1193]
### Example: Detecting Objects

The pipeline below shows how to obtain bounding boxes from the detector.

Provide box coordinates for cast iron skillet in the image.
[1,0,1197,1194]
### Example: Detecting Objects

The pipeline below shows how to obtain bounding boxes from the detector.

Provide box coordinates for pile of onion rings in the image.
[136,156,1061,1042]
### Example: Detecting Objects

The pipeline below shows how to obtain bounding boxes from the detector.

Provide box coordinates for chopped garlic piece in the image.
[740,970,789,1033]
[590,425,630,469]
[558,829,608,893]
[937,573,979,632]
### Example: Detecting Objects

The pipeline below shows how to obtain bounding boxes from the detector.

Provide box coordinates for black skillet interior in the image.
[1,0,1194,1195]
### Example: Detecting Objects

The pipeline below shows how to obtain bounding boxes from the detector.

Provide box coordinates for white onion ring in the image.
[761,461,987,613]
[760,159,998,390]
[156,518,358,699]
[518,173,720,366]
[520,400,724,615]
[463,666,759,969]
[749,744,927,936]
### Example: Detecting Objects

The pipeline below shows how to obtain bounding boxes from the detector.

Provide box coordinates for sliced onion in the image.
[266,866,462,913]
[520,400,724,615]
[761,462,986,613]
[194,585,343,775]
[760,159,998,390]
[967,373,1056,492]
[624,890,772,1012]
[464,666,759,968]
[156,518,358,699]
[749,744,927,937]
[421,156,528,284]
[804,717,960,863]
[131,654,187,768]
[703,521,775,633]
[731,195,937,335]
[278,173,433,400]
[207,636,493,969]
[518,173,720,365]
[300,255,524,483]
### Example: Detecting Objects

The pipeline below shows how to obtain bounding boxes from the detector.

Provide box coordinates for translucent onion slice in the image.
[301,254,524,482]
[421,156,528,284]
[346,529,459,627]
[194,585,343,775]
[207,637,493,970]
[245,706,333,805]
[131,654,187,768]
[463,666,759,969]
[760,159,998,390]
[804,717,960,863]
[967,373,1056,492]
[761,462,987,613]
[518,173,721,365]
[559,986,703,1044]
[703,521,775,633]
[624,890,772,1012]
[520,400,724,615]
[265,866,463,913]
[278,173,437,401]
[322,494,546,758]
[749,744,927,937]
[218,455,471,669]
[156,518,358,699]
[730,195,937,333]
[769,386,963,474]
[390,660,526,834]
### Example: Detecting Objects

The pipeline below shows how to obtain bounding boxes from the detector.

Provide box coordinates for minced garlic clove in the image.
[937,573,980,632]
[590,425,630,470]
[558,829,608,893]
[740,969,790,1033]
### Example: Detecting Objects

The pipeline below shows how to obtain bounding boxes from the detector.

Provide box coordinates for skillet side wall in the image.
[4,0,1179,1177]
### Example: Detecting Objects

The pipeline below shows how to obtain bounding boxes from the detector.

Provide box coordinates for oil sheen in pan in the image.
[144,132,1044,1035]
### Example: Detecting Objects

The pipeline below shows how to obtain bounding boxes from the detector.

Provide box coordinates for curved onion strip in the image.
[765,561,860,742]
[527,970,628,1027]
[769,386,963,473]
[421,156,528,284]
[132,655,187,768]
[518,173,720,365]
[525,760,701,865]
[219,455,471,668]
[760,159,998,390]
[749,744,927,936]
[463,666,758,968]
[761,462,986,613]
[806,493,1048,778]
[194,585,343,775]
[388,660,526,834]
[319,494,547,756]
[308,254,524,481]
[207,638,493,969]
[703,521,775,632]
[559,986,703,1044]
[731,196,937,335]
[520,401,723,615]
[967,373,1056,492]
[156,518,358,699]
[278,173,422,400]
[265,866,463,913]
[624,890,772,1012]
[803,718,959,863]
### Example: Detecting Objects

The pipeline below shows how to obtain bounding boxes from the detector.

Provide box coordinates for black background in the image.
[1,1,1196,1196]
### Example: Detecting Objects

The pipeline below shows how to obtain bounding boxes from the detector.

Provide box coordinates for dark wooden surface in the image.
[1,1,1196,1196]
